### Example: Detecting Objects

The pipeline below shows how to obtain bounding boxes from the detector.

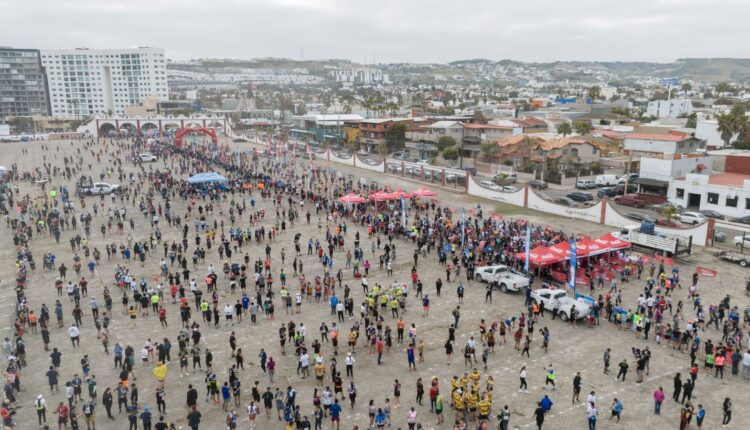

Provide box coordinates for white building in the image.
[646,99,693,118]
[695,119,738,148]
[41,47,168,117]
[624,133,705,156]
[668,172,750,218]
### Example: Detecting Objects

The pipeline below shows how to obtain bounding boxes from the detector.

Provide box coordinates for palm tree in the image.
[557,122,572,137]
[663,205,678,222]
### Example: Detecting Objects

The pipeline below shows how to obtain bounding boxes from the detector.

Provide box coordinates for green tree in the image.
[588,85,601,100]
[437,135,456,150]
[556,122,572,137]
[717,105,749,147]
[715,82,731,96]
[573,121,592,135]
[480,142,501,161]
[384,123,407,152]
[681,83,692,94]
[442,146,459,160]
[685,112,698,128]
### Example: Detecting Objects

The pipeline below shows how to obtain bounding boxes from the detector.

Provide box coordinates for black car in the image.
[567,191,593,202]
[733,215,750,225]
[700,209,725,220]
[625,212,655,223]
[529,179,548,189]
[597,187,617,198]
[460,167,478,175]
[614,184,638,195]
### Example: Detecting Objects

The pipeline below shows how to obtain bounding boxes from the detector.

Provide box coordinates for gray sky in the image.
[2,0,748,63]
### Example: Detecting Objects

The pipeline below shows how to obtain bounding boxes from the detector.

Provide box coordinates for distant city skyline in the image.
[2,0,749,63]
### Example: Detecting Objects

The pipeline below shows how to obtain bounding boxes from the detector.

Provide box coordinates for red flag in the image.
[695,266,718,278]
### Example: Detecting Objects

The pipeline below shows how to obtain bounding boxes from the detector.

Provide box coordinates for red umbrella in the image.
[338,193,366,204]
[413,187,437,197]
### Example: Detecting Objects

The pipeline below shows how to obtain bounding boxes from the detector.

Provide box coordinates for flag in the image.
[400,197,407,229]
[569,239,577,292]
[524,225,531,273]
[460,208,466,249]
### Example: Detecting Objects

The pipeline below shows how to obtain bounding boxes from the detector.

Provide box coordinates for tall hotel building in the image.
[0,47,51,121]
[41,47,168,117]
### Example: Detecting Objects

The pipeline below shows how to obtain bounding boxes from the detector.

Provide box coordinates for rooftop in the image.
[707,149,750,157]
[708,172,750,187]
[624,133,684,142]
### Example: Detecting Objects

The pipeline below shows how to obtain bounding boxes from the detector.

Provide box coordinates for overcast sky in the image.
[2,0,748,63]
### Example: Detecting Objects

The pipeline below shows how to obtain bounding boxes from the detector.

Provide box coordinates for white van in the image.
[595,174,618,186]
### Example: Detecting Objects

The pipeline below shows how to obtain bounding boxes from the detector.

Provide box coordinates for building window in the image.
[726,195,738,208]
[707,193,719,204]
[745,198,750,210]
[570,148,578,157]
[676,188,684,199]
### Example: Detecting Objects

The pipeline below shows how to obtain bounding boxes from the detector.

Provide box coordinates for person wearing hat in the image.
[35,394,47,426]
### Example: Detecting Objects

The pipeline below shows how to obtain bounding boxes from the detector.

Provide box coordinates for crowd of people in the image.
[0,131,747,430]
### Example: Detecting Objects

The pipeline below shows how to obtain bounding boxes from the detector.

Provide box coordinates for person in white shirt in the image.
[742,350,750,380]
[68,325,80,347]
[299,353,310,378]
[35,394,47,426]
[345,353,356,378]
[225,304,234,326]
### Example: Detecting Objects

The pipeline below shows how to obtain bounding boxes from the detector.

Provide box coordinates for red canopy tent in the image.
[369,191,398,201]
[515,245,566,266]
[338,193,366,204]
[393,189,412,199]
[547,241,572,258]
[413,187,437,197]
[595,233,631,251]
[575,238,608,256]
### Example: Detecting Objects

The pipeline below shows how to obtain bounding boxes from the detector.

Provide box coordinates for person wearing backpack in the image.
[35,394,47,427]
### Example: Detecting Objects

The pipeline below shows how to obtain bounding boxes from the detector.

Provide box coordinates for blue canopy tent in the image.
[187,172,228,185]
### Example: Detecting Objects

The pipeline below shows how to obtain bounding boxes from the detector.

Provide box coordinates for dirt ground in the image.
[2,137,748,430]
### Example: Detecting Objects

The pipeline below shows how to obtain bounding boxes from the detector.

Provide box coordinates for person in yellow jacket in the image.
[478,394,492,421]
[469,368,482,383]
[452,388,464,412]
[467,389,479,421]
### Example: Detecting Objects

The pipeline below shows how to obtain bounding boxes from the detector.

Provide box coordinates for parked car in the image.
[597,187,617,198]
[678,212,707,225]
[733,235,750,249]
[733,215,750,225]
[529,179,548,189]
[460,167,477,175]
[137,153,158,162]
[614,194,647,208]
[576,179,596,189]
[567,192,593,202]
[492,172,517,184]
[554,197,577,207]
[700,209,725,220]
[625,212,655,223]
[387,164,402,173]
[502,186,520,192]
[479,180,502,191]
[82,182,120,196]
[614,184,638,195]
[617,173,639,184]
[474,265,529,293]
[595,174,618,186]
[656,218,680,227]
[364,159,378,166]
[530,289,592,321]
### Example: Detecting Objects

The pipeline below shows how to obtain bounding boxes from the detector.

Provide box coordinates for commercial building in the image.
[41,47,168,117]
[0,47,51,121]
[667,150,750,217]
[646,99,692,118]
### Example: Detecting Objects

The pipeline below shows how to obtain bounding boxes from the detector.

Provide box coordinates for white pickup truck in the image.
[474,265,529,292]
[530,288,592,321]
[81,182,121,196]
[613,224,692,256]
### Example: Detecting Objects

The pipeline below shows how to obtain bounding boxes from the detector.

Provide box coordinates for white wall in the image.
[695,120,737,148]
[467,175,526,206]
[526,189,603,223]
[328,150,354,166]
[355,156,384,173]
[625,138,677,154]
[639,156,713,181]
[603,199,709,246]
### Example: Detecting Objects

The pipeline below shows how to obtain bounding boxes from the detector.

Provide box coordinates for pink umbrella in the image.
[412,187,437,197]
[338,193,366,204]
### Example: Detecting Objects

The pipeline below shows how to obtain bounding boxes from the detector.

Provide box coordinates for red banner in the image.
[654,255,674,266]
[695,266,718,278]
